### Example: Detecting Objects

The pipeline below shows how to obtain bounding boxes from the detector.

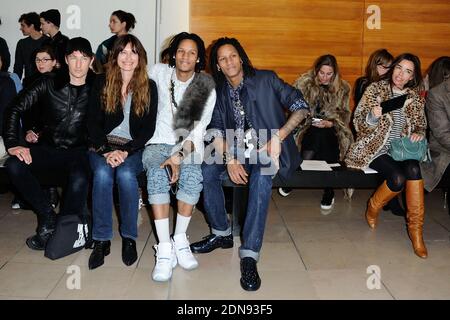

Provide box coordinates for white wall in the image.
[155,0,190,61]
[0,0,190,72]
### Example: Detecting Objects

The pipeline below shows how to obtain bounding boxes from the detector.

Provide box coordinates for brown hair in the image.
[102,34,150,117]
[364,49,393,82]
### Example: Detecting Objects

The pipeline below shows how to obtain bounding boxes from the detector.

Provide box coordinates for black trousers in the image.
[369,154,421,192]
[5,144,90,216]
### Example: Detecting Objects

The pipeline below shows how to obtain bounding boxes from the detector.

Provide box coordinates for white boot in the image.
[172,233,199,270]
[152,242,177,282]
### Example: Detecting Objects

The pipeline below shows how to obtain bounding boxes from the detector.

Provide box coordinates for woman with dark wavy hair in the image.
[346,53,428,258]
[87,34,158,270]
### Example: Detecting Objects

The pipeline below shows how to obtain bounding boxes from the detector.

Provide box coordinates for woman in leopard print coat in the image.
[345,53,428,259]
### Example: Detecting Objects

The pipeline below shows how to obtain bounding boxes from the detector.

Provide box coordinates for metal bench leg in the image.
[232,187,248,236]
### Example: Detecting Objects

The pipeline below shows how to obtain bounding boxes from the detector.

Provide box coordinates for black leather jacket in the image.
[3,71,95,150]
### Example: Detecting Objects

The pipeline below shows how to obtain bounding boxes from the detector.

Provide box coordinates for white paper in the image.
[300,160,333,171]
[362,167,378,174]
[328,163,341,168]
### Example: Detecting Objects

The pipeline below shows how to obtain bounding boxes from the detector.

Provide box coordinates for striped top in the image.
[368,90,407,160]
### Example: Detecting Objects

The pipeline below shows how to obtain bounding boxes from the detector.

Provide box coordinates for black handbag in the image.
[44,212,92,260]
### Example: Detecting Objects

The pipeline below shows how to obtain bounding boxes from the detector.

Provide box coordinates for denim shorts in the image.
[142,144,203,205]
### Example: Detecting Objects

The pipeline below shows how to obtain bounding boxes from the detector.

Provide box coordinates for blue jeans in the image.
[143,144,203,205]
[88,150,143,241]
[202,161,273,261]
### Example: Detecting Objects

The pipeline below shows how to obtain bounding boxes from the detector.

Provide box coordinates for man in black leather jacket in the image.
[3,37,95,251]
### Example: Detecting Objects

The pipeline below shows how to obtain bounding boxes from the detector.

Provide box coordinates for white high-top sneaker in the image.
[172,233,199,270]
[152,242,177,282]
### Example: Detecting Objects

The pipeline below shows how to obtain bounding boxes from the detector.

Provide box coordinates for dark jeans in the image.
[88,150,143,241]
[369,154,421,192]
[5,144,90,217]
[201,161,273,261]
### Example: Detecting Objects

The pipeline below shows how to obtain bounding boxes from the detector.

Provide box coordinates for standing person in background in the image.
[87,35,158,270]
[14,12,48,80]
[95,10,136,67]
[0,18,11,72]
[345,53,428,259]
[40,9,69,70]
[278,54,353,212]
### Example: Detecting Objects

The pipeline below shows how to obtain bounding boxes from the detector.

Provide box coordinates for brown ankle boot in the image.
[366,181,402,229]
[406,180,427,259]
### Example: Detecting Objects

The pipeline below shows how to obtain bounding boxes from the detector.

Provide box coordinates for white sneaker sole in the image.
[320,198,335,210]
[278,188,291,197]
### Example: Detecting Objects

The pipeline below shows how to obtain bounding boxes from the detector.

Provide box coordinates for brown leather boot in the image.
[366,181,402,229]
[405,179,428,259]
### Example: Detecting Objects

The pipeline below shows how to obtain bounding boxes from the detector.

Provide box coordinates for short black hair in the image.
[19,12,41,31]
[209,37,255,86]
[167,32,206,73]
[65,37,94,58]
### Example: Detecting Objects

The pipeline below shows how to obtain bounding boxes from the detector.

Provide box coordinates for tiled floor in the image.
[0,188,449,300]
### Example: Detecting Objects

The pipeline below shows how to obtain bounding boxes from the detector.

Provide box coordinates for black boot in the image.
[89,240,111,270]
[26,210,57,250]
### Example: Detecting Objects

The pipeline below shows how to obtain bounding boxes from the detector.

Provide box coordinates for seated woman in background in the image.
[95,10,136,67]
[354,49,393,106]
[421,56,450,196]
[13,45,60,210]
[345,53,428,258]
[279,54,353,211]
[87,34,158,270]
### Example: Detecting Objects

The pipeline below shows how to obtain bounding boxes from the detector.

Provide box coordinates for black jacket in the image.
[87,74,158,155]
[3,70,95,150]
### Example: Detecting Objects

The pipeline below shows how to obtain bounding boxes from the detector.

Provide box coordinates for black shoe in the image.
[26,210,57,250]
[383,196,405,217]
[26,232,52,250]
[240,257,261,291]
[190,233,233,254]
[320,189,335,210]
[122,238,137,266]
[88,240,111,270]
[278,187,292,197]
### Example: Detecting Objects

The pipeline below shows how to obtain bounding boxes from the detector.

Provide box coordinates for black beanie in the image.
[41,9,61,28]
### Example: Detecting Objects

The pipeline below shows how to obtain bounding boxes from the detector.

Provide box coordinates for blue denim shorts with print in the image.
[142,144,203,205]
